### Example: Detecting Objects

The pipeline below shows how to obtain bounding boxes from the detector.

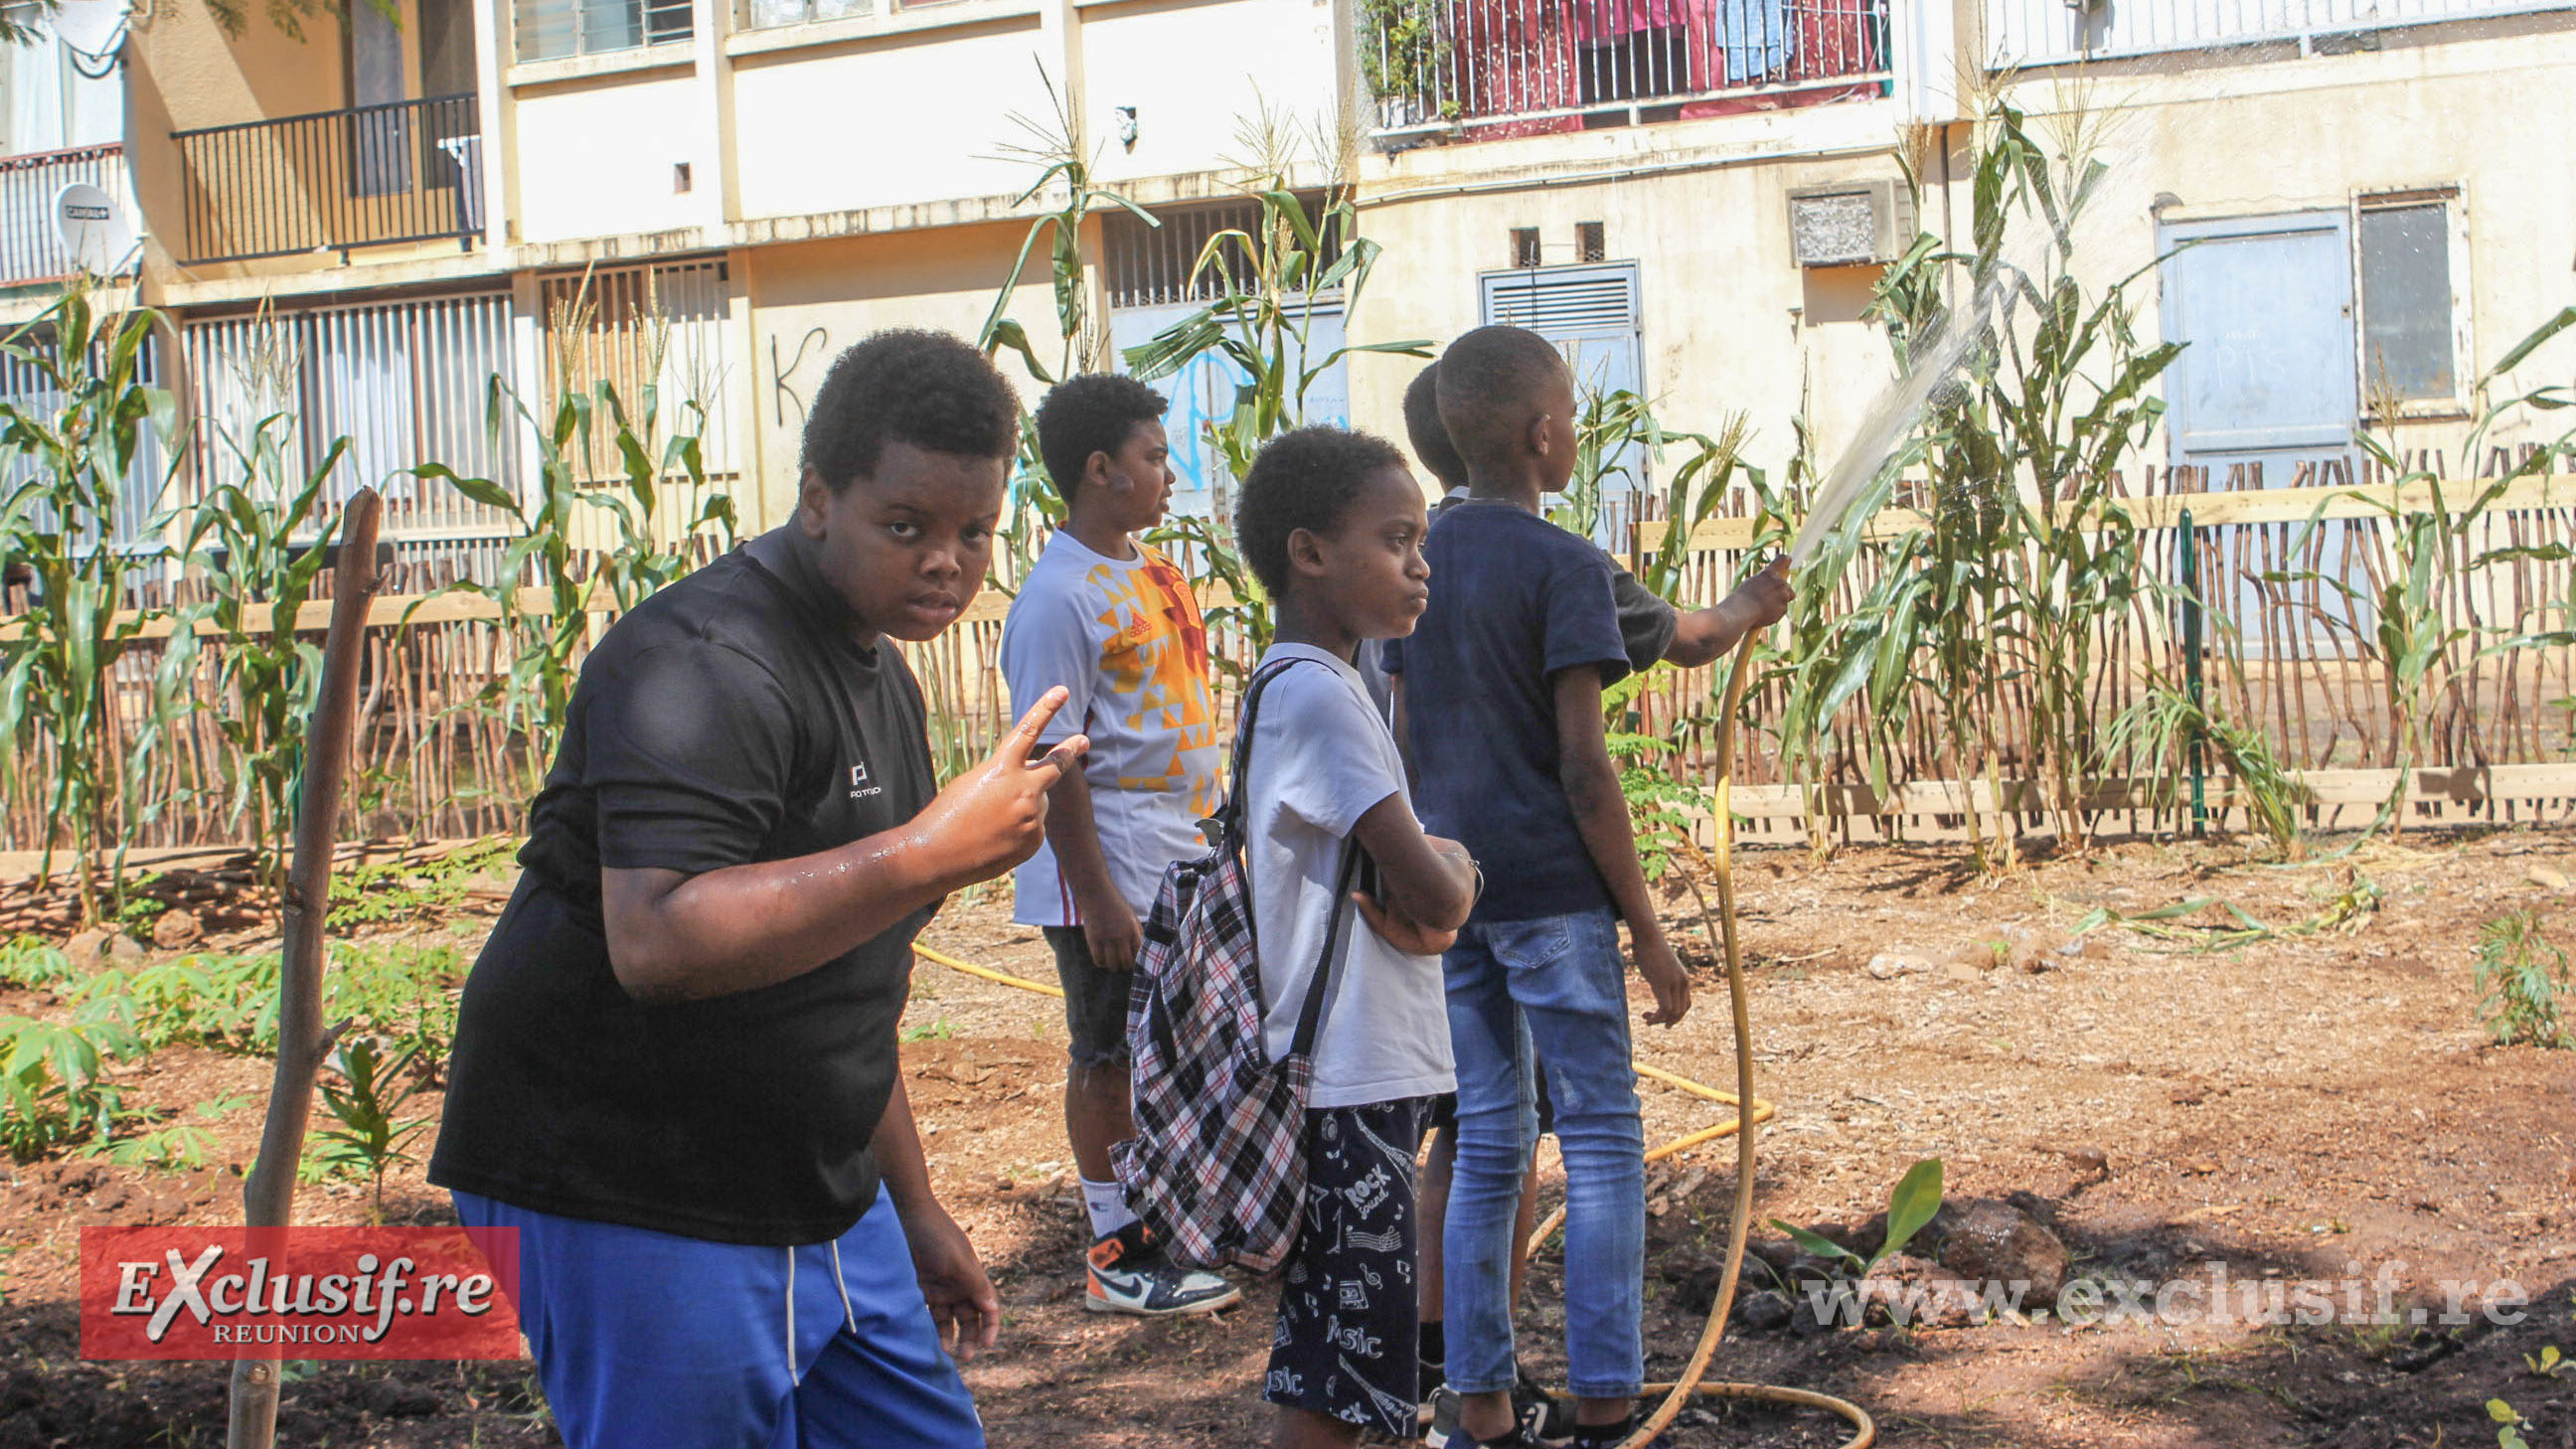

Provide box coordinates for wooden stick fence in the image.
[7,468,2575,857]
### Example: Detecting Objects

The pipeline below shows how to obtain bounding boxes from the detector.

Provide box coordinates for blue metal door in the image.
[2158,211,2363,657]
[2158,211,2354,472]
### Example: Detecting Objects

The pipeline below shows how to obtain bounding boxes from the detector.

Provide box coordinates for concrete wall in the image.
[738,218,1092,526]
[1081,0,1342,186]
[728,14,1054,222]
[511,70,709,244]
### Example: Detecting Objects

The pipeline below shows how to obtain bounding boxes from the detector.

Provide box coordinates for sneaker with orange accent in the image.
[1083,1222,1241,1317]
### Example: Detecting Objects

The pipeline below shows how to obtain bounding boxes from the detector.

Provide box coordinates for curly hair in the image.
[1235,425,1409,596]
[1400,361,1468,491]
[799,329,1022,490]
[1034,373,1169,502]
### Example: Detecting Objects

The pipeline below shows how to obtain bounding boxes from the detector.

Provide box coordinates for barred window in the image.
[514,0,693,63]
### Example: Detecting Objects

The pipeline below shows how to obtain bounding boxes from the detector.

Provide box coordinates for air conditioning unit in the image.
[1786,180,1915,268]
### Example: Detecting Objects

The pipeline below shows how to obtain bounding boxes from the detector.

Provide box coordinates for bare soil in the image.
[6,828,2575,1448]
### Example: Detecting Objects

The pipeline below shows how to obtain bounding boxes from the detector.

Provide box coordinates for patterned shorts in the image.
[1263,1097,1435,1437]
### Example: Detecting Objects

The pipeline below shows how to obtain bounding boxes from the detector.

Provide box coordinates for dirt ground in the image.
[6,827,2576,1448]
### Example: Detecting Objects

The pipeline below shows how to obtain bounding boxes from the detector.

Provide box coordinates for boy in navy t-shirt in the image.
[1386,326,1685,1449]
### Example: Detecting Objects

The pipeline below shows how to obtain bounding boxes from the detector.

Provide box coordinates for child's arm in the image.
[1350,795,1476,954]
[1663,559,1794,668]
[1553,665,1691,1026]
[602,692,1084,1003]
[1046,766,1143,971]
[870,1074,1001,1360]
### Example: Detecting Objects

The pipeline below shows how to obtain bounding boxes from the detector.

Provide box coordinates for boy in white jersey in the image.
[1000,374,1239,1316]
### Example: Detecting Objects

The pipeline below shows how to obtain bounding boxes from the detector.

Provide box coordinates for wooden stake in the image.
[227,489,385,1449]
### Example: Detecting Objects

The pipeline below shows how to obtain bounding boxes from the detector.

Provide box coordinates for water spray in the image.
[1611,276,2019,1449]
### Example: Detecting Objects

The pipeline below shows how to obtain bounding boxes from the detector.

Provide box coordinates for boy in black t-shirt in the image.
[429,331,1086,1449]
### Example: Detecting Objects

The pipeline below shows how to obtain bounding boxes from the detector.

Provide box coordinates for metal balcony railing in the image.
[1366,0,1890,136]
[0,143,131,284]
[171,93,483,266]
[1990,0,2576,66]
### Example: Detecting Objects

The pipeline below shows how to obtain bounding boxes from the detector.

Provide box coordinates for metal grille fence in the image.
[182,293,525,575]
[0,143,130,284]
[1988,0,2576,66]
[1368,0,1889,135]
[170,94,483,265]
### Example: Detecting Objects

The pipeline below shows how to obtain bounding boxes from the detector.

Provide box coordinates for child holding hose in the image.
[1391,326,1697,1449]
[1395,359,1789,1436]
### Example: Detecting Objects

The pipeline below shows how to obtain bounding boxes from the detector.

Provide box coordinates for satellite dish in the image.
[52,0,128,58]
[56,184,134,278]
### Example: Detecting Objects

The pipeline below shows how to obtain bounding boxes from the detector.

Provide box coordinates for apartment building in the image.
[0,0,2568,575]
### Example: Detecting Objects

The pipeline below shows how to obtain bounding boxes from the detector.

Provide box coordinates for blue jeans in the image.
[452,1185,985,1449]
[1440,907,1645,1400]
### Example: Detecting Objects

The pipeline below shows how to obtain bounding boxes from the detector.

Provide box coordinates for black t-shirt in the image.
[427,546,938,1246]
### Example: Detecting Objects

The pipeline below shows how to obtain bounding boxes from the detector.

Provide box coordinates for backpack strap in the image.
[1288,838,1363,1059]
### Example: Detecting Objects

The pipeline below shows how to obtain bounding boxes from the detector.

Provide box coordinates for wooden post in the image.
[227,489,385,1449]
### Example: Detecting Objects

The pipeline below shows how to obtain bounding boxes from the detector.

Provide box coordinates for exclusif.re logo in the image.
[80,1226,522,1362]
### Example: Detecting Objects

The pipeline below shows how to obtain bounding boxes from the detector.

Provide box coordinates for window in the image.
[2356,193,2460,406]
[1511,227,1541,268]
[1577,222,1607,263]
[514,0,692,63]
[745,0,870,27]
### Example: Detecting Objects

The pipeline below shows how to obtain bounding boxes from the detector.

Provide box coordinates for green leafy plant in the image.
[1770,1158,1945,1279]
[169,301,348,892]
[2105,675,2311,860]
[0,937,75,989]
[415,270,734,808]
[2492,1396,2532,1449]
[2475,909,2574,1048]
[91,1094,246,1171]
[0,1006,140,1158]
[309,1037,433,1220]
[2526,1345,2565,1378]
[1357,0,1452,109]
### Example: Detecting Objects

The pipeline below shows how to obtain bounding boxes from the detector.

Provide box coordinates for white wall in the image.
[1080,0,1341,186]
[511,73,709,244]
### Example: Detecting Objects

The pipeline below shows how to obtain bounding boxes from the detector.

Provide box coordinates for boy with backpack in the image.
[1001,373,1242,1317]
[1389,326,1694,1449]
[1231,425,1480,1446]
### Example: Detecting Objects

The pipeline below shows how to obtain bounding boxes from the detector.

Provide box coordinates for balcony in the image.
[0,144,131,284]
[1365,0,1889,140]
[170,93,483,266]
[1988,0,2576,67]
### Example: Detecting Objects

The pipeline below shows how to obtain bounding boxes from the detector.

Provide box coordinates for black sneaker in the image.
[1513,1365,1573,1442]
[1567,1415,1669,1449]
[1082,1222,1241,1317]
[1424,1387,1546,1449]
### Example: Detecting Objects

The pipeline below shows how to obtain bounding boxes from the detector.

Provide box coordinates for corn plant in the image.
[0,289,186,919]
[1849,93,2181,863]
[2271,306,2576,827]
[1125,103,1433,658]
[171,356,350,890]
[413,277,733,804]
[2104,671,2310,859]
[975,66,1153,593]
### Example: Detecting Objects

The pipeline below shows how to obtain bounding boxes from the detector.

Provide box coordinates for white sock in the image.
[1082,1177,1138,1241]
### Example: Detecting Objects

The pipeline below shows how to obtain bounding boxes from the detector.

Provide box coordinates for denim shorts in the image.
[1044,925,1132,1068]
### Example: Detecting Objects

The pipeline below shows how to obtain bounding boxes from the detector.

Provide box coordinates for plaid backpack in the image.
[1111,658,1361,1275]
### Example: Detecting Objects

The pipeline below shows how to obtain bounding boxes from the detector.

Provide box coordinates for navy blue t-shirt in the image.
[1382,501,1630,922]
